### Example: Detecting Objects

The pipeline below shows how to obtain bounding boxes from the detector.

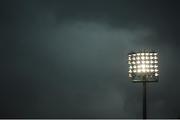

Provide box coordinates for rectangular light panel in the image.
[128,51,159,82]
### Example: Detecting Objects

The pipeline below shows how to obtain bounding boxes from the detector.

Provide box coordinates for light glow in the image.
[151,69,154,72]
[154,53,158,55]
[142,61,145,64]
[146,65,149,68]
[146,61,150,64]
[137,61,140,64]
[141,64,146,68]
[155,73,159,76]
[128,51,159,81]
[146,56,149,59]
[137,57,140,60]
[141,56,145,60]
[142,69,146,72]
[150,56,153,59]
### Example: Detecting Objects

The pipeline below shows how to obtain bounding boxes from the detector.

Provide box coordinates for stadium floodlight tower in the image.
[128,49,159,119]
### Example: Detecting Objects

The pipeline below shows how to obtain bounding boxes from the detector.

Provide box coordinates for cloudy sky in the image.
[0,0,180,118]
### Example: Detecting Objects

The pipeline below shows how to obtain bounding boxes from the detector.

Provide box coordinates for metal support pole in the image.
[143,81,147,119]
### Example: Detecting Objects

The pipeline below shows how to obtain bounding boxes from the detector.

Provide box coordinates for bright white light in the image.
[146,61,150,64]
[137,61,140,64]
[141,64,146,68]
[146,56,149,59]
[142,69,146,72]
[154,56,158,59]
[155,73,159,76]
[129,74,132,77]
[136,57,140,60]
[141,56,145,60]
[128,51,159,79]
[155,69,158,72]
[146,65,150,68]
[154,53,158,56]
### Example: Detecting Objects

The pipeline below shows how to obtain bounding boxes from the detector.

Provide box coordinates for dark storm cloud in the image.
[0,0,180,118]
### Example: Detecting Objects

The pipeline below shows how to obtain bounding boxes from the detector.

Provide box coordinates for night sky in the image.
[0,0,180,118]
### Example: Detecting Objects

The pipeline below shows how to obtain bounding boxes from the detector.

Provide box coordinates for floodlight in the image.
[128,50,159,82]
[128,49,159,119]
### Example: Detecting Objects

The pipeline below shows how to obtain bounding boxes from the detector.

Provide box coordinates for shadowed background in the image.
[0,0,180,118]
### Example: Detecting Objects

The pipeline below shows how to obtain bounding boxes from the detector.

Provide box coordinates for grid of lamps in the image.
[128,52,159,82]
